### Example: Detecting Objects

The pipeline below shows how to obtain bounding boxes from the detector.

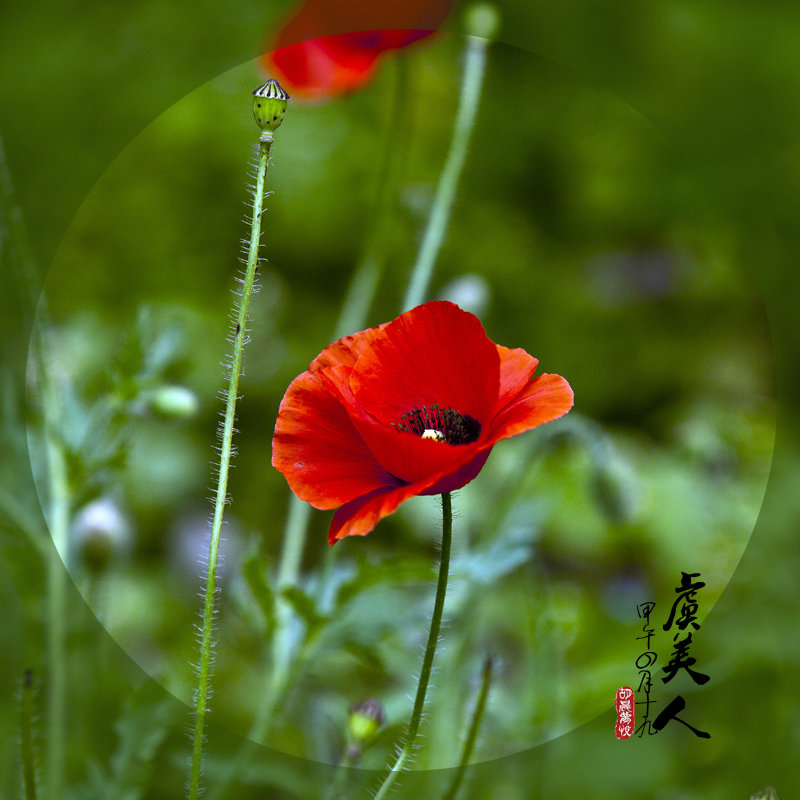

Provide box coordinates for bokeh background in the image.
[2,1,799,799]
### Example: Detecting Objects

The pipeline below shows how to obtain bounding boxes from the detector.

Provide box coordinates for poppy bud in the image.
[346,699,385,754]
[463,2,501,40]
[252,79,290,133]
[71,498,130,573]
[150,385,199,420]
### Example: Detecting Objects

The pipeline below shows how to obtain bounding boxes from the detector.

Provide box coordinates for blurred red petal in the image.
[297,0,452,38]
[260,0,453,98]
[266,36,381,99]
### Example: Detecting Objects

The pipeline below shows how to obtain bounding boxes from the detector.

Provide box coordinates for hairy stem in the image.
[187,132,274,800]
[442,654,494,800]
[402,33,491,312]
[373,492,453,800]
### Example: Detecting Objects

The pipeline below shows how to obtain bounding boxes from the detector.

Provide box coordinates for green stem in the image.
[3,131,69,800]
[187,132,274,800]
[0,485,48,555]
[0,133,40,314]
[402,34,490,312]
[43,420,69,800]
[32,323,71,800]
[441,654,494,800]
[324,746,359,800]
[21,669,38,800]
[336,57,410,339]
[373,493,453,800]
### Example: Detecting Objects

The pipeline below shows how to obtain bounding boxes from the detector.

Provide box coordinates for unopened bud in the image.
[464,2,501,40]
[72,498,130,573]
[150,385,199,419]
[347,699,384,751]
[252,79,290,133]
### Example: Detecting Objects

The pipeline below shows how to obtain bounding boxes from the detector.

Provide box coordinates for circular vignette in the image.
[28,35,775,769]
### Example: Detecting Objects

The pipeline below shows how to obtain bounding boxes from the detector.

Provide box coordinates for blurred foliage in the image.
[1,1,799,799]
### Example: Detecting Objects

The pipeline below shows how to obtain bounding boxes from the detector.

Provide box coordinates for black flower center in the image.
[392,404,481,445]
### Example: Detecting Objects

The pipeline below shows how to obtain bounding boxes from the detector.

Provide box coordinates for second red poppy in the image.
[260,0,454,99]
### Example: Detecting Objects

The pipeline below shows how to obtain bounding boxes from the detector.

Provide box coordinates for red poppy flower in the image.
[261,0,453,99]
[272,301,574,544]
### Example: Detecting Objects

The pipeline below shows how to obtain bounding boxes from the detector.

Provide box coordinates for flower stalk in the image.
[372,492,453,800]
[442,653,494,800]
[402,12,496,312]
[187,80,287,800]
[43,413,69,800]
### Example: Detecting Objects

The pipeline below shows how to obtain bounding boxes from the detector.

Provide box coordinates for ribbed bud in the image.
[252,79,290,132]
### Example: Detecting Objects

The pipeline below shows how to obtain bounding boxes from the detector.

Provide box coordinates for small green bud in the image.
[252,79,290,133]
[463,2,501,40]
[347,699,384,750]
[150,385,199,420]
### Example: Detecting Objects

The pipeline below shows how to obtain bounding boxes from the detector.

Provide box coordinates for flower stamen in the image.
[393,404,481,445]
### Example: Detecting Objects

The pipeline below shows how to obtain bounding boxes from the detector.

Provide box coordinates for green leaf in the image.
[335,556,434,608]
[341,639,387,673]
[281,585,329,634]
[241,548,276,635]
[71,683,180,800]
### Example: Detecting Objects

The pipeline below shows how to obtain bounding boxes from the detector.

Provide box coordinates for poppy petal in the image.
[351,301,500,428]
[272,370,400,509]
[488,372,574,443]
[309,321,388,373]
[422,447,492,495]
[329,480,429,543]
[494,345,539,413]
[318,364,485,486]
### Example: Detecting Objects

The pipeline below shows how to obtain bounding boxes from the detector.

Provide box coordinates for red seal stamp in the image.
[615,686,635,739]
